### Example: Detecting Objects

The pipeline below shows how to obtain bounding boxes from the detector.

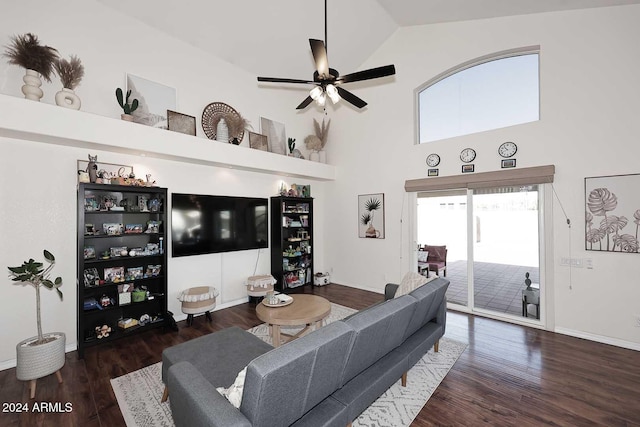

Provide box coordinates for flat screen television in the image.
[171,193,268,257]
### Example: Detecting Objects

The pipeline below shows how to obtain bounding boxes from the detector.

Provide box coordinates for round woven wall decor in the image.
[202,102,244,143]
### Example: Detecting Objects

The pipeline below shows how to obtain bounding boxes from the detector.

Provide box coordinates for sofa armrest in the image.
[168,361,252,427]
[435,297,447,335]
[385,283,399,300]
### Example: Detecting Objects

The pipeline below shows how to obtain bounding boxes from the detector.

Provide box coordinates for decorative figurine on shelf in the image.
[525,272,532,290]
[116,88,139,122]
[87,154,98,183]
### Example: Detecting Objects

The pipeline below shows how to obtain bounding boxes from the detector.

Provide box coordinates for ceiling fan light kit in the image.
[257,0,396,110]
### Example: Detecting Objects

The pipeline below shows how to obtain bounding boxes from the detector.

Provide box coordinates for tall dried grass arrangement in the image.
[226,112,252,139]
[54,55,84,90]
[3,33,59,82]
[305,118,331,151]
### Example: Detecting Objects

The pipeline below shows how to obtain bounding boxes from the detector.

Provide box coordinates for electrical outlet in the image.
[584,258,593,269]
[560,257,570,266]
[570,258,583,268]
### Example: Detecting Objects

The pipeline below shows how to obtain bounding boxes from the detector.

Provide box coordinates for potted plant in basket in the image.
[2,32,59,101]
[8,250,65,399]
[115,87,139,121]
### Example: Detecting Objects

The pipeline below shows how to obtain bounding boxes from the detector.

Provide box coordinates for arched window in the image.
[416,47,539,143]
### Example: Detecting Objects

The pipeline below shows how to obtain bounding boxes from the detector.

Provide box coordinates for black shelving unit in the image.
[270,196,313,292]
[77,183,168,358]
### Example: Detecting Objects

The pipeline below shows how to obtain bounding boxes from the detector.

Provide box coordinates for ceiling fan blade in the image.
[296,96,314,110]
[257,76,315,84]
[336,65,396,84]
[336,86,367,109]
[309,39,330,79]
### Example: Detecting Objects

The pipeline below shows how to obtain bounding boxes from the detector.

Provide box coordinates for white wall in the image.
[0,0,328,368]
[324,5,640,349]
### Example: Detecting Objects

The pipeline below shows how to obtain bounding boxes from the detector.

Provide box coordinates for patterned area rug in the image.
[111,303,466,427]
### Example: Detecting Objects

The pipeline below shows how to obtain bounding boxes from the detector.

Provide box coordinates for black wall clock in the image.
[460,148,476,163]
[498,142,517,158]
[426,153,440,167]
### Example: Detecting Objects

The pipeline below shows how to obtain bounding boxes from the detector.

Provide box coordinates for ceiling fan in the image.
[256,0,396,110]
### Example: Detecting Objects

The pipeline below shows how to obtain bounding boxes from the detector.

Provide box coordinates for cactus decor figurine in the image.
[115,87,139,121]
[288,137,296,155]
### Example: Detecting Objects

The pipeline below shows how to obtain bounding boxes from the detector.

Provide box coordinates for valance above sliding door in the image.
[404,165,555,192]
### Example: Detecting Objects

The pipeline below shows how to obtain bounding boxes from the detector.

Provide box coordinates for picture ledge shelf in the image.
[0,94,335,181]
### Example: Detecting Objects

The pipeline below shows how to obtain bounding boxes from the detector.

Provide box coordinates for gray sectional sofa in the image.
[164,277,449,427]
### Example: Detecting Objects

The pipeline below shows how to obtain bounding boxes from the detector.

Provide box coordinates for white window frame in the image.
[414,45,541,144]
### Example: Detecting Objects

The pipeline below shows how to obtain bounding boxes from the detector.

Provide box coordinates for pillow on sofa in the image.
[216,367,247,408]
[417,251,429,262]
[396,272,436,297]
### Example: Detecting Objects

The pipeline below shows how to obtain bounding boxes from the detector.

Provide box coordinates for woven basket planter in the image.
[16,332,66,381]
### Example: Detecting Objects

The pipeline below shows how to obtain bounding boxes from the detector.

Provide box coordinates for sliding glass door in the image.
[471,186,540,319]
[417,191,468,306]
[417,185,543,323]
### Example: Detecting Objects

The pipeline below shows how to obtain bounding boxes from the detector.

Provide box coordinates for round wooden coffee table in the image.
[256,294,331,347]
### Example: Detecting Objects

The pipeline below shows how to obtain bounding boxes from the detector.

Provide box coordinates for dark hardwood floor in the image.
[1,284,639,426]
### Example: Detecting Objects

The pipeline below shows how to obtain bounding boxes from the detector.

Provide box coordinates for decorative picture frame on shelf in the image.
[249,131,269,151]
[585,173,640,253]
[83,268,100,287]
[167,110,196,136]
[260,117,286,155]
[428,169,439,177]
[462,164,475,173]
[104,266,125,283]
[358,193,385,239]
[126,73,177,129]
[83,246,95,260]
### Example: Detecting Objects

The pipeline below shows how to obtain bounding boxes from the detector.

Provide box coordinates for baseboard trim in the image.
[554,327,640,351]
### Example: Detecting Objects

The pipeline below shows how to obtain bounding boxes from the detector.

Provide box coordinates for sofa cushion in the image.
[339,296,416,386]
[241,321,354,427]
[162,326,273,389]
[404,278,449,339]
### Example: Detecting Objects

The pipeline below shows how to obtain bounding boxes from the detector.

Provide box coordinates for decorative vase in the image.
[216,118,229,143]
[16,332,66,398]
[55,88,81,110]
[22,69,44,101]
[309,151,320,162]
[121,114,134,122]
[318,150,327,163]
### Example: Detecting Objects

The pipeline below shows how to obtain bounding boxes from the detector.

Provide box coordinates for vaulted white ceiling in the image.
[98,0,640,80]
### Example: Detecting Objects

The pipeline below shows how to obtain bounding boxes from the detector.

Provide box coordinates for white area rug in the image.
[111,303,466,427]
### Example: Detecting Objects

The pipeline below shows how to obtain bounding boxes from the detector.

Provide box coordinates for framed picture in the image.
[126,73,177,129]
[145,264,162,278]
[103,223,123,236]
[83,246,95,260]
[358,193,385,239]
[462,164,475,173]
[125,224,144,234]
[167,110,196,135]
[146,220,162,233]
[428,169,439,177]
[104,266,125,283]
[501,159,516,168]
[249,131,268,151]
[260,117,286,155]
[126,266,144,280]
[585,173,640,253]
[110,246,128,257]
[83,268,100,287]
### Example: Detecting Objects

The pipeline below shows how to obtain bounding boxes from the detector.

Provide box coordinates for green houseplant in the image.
[8,250,65,398]
[115,87,139,121]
